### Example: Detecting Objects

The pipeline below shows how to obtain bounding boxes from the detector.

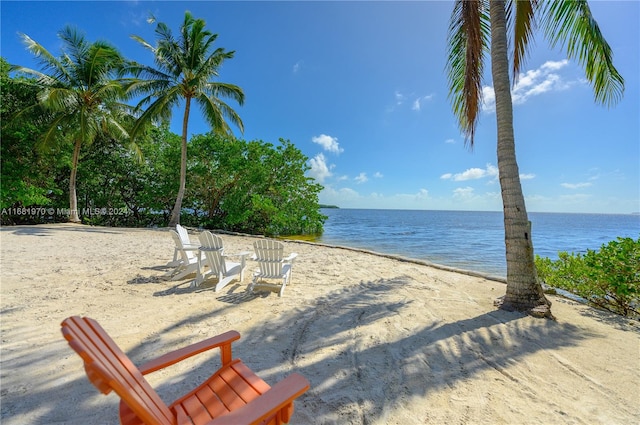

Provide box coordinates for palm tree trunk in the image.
[68,139,82,223]
[168,97,191,227]
[489,0,552,318]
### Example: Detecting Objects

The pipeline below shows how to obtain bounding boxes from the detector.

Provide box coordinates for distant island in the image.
[320,204,339,209]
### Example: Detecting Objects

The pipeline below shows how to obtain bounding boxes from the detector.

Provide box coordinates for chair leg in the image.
[214,275,236,292]
[247,275,257,293]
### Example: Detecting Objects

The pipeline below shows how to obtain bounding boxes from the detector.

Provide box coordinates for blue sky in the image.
[2,1,638,214]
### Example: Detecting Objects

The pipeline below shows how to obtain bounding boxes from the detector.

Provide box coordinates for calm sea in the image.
[317,209,640,278]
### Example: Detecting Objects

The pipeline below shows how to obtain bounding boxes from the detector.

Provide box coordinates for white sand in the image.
[1,223,638,424]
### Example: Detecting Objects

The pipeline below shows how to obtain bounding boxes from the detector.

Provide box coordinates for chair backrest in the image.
[199,231,227,274]
[199,230,224,251]
[171,230,197,261]
[175,224,191,246]
[253,239,285,276]
[61,316,174,425]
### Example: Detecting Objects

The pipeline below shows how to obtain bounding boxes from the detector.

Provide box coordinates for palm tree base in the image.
[494,295,555,320]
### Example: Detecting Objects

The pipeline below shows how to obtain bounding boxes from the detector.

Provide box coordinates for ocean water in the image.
[317,209,640,277]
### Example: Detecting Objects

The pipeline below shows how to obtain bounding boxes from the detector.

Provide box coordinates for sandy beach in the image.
[1,223,638,424]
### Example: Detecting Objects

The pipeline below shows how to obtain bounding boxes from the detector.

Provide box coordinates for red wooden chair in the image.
[61,316,310,424]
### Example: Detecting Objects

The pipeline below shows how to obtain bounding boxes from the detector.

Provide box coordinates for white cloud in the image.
[373,172,384,179]
[312,134,343,154]
[319,186,432,209]
[541,59,570,72]
[561,182,593,189]
[482,59,574,112]
[412,94,434,111]
[482,86,496,112]
[293,60,302,74]
[520,173,536,180]
[453,186,475,199]
[441,164,498,181]
[308,153,333,183]
[445,138,456,144]
[355,172,368,184]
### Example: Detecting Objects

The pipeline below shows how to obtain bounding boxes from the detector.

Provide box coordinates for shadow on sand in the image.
[1,277,595,424]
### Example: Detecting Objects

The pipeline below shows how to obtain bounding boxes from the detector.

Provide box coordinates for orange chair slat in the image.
[210,369,248,412]
[230,361,272,394]
[72,318,172,424]
[220,367,264,404]
[62,317,173,425]
[192,385,229,421]
[179,392,213,425]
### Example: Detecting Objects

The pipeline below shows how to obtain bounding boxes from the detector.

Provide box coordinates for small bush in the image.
[536,236,639,318]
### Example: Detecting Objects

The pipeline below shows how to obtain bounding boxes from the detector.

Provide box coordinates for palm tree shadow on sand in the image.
[142,277,595,423]
[8,277,598,425]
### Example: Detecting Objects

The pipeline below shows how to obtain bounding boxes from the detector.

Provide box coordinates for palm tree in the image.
[126,11,245,227]
[446,0,624,318]
[12,27,131,223]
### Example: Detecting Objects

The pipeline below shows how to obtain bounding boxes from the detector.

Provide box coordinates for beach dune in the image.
[1,224,638,424]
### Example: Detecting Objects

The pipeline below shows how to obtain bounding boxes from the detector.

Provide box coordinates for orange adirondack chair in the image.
[61,316,310,425]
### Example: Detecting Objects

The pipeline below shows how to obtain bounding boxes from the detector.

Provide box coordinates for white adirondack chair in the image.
[166,230,203,281]
[196,231,249,292]
[248,239,298,297]
[167,224,199,267]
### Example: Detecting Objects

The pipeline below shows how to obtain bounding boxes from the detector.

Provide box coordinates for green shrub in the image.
[535,236,639,318]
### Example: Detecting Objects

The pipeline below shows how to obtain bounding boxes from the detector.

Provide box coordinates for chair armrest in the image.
[199,247,222,252]
[284,253,298,262]
[182,243,201,251]
[224,251,251,259]
[207,373,310,425]
[139,330,240,375]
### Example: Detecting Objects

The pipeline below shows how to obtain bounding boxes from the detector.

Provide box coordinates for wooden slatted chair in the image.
[196,231,250,291]
[167,224,200,267]
[61,316,310,425]
[248,240,298,297]
[166,229,203,281]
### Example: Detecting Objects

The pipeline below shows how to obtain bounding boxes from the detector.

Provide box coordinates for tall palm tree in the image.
[126,11,245,227]
[446,0,624,318]
[12,27,131,223]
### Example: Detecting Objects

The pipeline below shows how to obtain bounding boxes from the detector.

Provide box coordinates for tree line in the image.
[1,12,326,236]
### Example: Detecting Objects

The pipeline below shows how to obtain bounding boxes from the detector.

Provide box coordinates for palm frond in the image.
[446,0,490,146]
[128,10,244,142]
[9,65,57,87]
[203,82,245,106]
[541,0,624,106]
[197,93,244,134]
[130,35,157,54]
[510,0,539,80]
[85,44,122,87]
[17,33,72,84]
[129,86,181,139]
[58,26,90,75]
[40,87,79,111]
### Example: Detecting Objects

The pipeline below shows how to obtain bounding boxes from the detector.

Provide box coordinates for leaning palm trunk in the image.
[489,1,552,318]
[68,139,82,223]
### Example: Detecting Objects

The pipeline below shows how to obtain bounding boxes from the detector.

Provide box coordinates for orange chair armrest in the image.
[139,330,240,375]
[207,373,310,425]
